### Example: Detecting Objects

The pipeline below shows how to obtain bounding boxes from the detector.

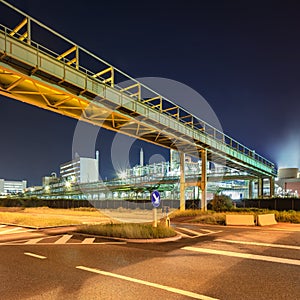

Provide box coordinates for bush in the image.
[209,194,233,212]
[274,210,300,223]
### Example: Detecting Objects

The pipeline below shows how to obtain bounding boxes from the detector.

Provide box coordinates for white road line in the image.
[76,266,219,300]
[24,252,47,259]
[201,229,215,233]
[54,234,73,244]
[175,231,191,238]
[176,227,204,236]
[25,238,45,244]
[215,239,300,250]
[0,227,23,234]
[82,238,95,244]
[182,247,300,266]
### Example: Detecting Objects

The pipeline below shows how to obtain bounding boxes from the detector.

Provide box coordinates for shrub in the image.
[209,194,233,212]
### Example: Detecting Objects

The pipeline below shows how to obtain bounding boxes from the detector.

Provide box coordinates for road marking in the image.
[24,252,47,259]
[54,234,73,244]
[0,227,23,234]
[82,238,95,244]
[177,227,203,236]
[200,229,215,233]
[215,239,300,250]
[182,247,300,266]
[25,238,45,244]
[76,266,219,300]
[175,231,191,238]
[176,227,222,239]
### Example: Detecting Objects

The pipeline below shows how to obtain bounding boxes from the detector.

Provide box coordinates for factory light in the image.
[118,170,127,180]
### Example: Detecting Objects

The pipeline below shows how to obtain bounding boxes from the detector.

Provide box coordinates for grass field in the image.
[0,207,112,227]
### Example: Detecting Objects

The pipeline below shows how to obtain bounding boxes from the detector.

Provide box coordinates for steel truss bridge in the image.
[0,1,277,210]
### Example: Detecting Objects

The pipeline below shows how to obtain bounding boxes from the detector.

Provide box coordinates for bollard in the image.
[166,217,170,227]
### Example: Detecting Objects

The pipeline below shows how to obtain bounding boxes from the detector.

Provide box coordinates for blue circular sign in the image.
[151,190,161,208]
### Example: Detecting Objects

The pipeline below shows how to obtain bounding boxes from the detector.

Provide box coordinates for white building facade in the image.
[0,179,27,195]
[60,151,99,184]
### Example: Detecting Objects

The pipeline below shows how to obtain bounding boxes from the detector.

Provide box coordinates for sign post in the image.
[151,190,161,228]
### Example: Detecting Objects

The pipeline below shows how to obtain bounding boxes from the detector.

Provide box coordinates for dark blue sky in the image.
[0,0,299,185]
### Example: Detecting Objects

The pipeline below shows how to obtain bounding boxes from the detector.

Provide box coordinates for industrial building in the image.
[60,151,100,184]
[276,168,300,197]
[0,179,27,195]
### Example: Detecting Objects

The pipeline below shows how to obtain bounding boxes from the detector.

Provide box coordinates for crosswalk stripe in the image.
[25,238,45,244]
[54,234,73,244]
[0,227,23,234]
[82,238,95,244]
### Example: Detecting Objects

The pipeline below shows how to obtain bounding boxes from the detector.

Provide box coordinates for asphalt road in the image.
[0,224,299,300]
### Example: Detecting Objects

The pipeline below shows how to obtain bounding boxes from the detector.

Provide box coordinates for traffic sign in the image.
[151,190,161,208]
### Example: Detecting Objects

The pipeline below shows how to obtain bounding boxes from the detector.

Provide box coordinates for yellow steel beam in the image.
[57,45,77,60]
[9,18,28,37]
[120,83,140,93]
[180,114,192,120]
[92,66,113,78]
[66,57,77,66]
[19,31,28,41]
[162,106,178,113]
[92,66,114,87]
[142,96,162,103]
[6,77,25,91]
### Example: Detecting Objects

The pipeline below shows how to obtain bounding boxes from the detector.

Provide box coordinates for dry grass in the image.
[0,211,81,227]
[24,207,105,216]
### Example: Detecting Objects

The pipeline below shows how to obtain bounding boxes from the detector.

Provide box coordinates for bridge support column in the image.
[201,149,207,211]
[179,152,186,211]
[248,180,253,199]
[269,177,275,197]
[258,178,264,198]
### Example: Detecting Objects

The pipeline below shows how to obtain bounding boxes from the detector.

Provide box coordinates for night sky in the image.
[0,0,299,186]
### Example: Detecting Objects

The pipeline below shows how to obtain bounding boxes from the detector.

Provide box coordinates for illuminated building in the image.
[0,179,27,195]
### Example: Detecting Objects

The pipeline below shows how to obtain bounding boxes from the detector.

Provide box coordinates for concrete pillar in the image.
[179,152,185,211]
[270,177,275,197]
[248,180,253,199]
[201,149,207,211]
[258,178,263,198]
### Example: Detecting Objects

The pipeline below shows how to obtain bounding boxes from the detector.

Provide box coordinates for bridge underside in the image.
[0,61,272,177]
